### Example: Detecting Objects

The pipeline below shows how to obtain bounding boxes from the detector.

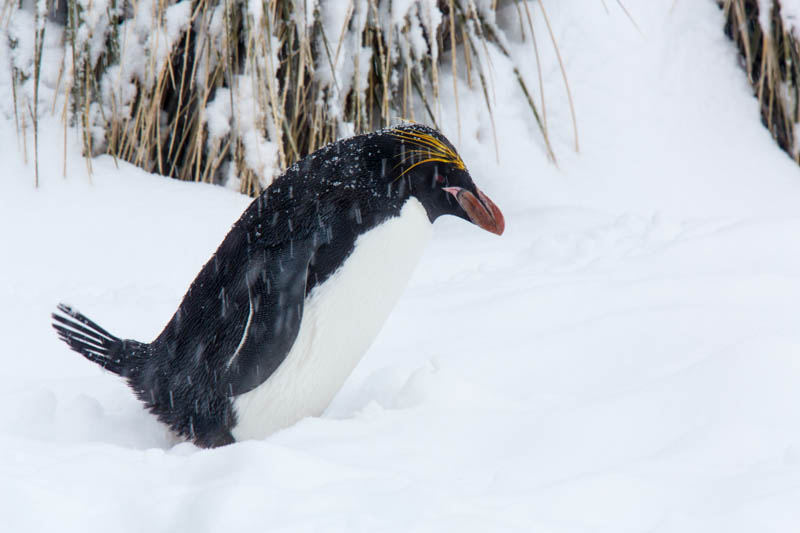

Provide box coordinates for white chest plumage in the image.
[231,198,432,440]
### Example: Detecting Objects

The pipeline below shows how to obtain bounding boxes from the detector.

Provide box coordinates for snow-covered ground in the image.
[4,1,800,531]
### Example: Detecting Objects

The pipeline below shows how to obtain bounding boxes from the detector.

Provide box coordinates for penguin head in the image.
[388,124,505,236]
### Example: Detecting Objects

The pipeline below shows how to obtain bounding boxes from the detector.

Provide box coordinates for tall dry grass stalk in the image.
[720,0,800,162]
[9,0,569,195]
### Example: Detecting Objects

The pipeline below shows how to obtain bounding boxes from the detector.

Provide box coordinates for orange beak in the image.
[443,186,505,235]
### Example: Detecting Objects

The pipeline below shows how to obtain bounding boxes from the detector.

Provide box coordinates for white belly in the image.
[231,198,432,441]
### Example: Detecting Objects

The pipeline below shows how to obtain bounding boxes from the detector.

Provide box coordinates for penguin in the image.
[52,123,505,448]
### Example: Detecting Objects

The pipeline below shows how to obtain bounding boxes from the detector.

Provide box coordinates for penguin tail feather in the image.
[52,303,127,375]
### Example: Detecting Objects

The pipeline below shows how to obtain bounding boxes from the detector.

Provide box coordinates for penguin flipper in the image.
[219,242,313,396]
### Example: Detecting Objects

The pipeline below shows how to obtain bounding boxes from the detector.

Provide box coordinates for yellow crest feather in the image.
[390,128,466,179]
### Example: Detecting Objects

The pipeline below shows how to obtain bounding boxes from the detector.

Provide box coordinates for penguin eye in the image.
[434,173,445,185]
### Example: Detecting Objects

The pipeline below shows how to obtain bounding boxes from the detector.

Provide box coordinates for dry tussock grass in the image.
[721,0,800,162]
[9,1,577,194]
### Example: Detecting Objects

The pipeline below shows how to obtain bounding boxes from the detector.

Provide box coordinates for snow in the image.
[3,0,800,531]
[783,2,800,33]
[758,0,772,33]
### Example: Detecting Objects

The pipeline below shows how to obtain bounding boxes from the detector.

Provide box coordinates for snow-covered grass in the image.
[720,0,800,164]
[4,1,800,531]
[7,0,542,195]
